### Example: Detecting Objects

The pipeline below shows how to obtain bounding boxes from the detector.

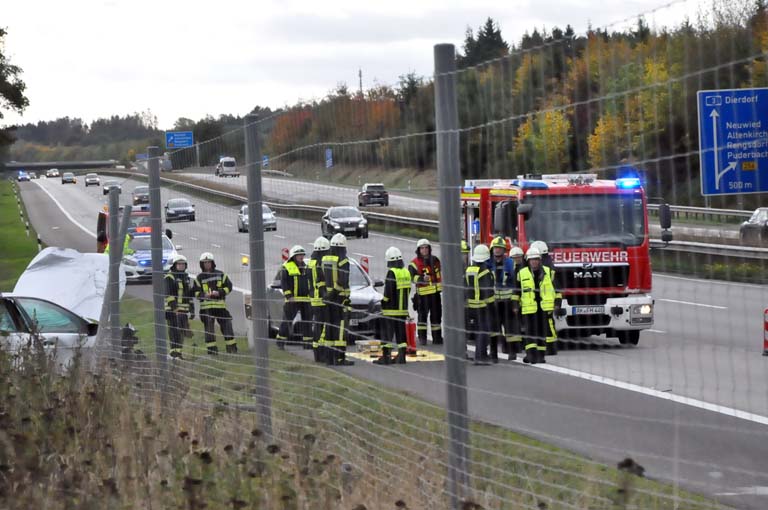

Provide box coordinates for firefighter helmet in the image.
[490,236,507,250]
[531,240,549,255]
[289,245,306,259]
[461,240,470,254]
[385,246,403,262]
[171,254,188,266]
[510,246,524,258]
[526,247,541,259]
[330,233,347,248]
[199,252,215,263]
[416,238,431,249]
[472,244,491,263]
[313,236,330,252]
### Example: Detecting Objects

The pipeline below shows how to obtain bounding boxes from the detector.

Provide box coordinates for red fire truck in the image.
[461,173,671,346]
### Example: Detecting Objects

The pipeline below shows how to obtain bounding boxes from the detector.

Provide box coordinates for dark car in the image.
[103,180,122,195]
[132,186,150,205]
[739,207,768,244]
[165,198,196,222]
[321,206,368,238]
[61,172,77,184]
[358,183,389,207]
[28,172,38,180]
[263,258,383,343]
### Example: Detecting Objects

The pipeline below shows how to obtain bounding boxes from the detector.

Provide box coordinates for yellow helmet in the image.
[490,236,507,250]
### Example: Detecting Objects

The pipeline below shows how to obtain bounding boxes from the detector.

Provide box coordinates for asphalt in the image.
[17,175,768,509]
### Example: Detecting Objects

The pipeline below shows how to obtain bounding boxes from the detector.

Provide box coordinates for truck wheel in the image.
[617,331,640,346]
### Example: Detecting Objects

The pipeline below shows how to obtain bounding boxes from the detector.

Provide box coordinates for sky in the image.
[3,0,701,130]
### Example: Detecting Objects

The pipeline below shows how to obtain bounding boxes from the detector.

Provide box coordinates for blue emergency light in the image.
[616,177,642,189]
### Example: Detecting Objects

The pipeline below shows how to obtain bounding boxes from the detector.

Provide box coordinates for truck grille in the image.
[555,264,629,291]
[566,315,611,327]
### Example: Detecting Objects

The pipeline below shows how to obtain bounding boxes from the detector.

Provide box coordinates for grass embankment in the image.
[102,296,723,510]
[652,249,768,284]
[0,180,40,289]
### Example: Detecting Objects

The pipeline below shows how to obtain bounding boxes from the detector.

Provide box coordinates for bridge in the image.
[3,160,119,172]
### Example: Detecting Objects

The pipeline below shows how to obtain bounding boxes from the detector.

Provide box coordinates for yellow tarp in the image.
[347,350,445,363]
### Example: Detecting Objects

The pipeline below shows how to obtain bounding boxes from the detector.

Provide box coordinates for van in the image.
[215,156,240,177]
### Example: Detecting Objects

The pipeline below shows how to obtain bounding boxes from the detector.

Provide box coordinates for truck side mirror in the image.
[661,230,673,243]
[493,204,505,234]
[165,228,173,239]
[659,203,672,230]
[518,203,533,219]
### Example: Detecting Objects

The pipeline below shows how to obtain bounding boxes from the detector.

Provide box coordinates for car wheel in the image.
[362,229,369,239]
[384,199,389,207]
[191,215,195,222]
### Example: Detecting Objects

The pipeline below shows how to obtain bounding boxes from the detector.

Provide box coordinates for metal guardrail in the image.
[648,203,751,222]
[650,239,768,260]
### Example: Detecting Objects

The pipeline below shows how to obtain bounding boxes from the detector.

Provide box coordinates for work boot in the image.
[303,341,313,350]
[522,348,537,364]
[276,340,285,350]
[546,342,558,356]
[326,347,336,366]
[373,346,392,365]
[419,335,427,346]
[537,349,547,364]
[510,342,521,354]
[226,343,238,354]
[395,347,407,364]
[207,345,219,356]
[432,331,443,345]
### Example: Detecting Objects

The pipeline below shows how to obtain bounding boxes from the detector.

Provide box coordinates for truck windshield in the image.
[524,194,645,247]
[222,160,236,167]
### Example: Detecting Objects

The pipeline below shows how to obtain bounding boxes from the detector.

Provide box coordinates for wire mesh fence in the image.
[21,1,768,508]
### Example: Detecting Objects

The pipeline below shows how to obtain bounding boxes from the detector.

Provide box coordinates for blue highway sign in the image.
[262,155,269,168]
[698,88,768,196]
[325,148,333,169]
[165,131,194,149]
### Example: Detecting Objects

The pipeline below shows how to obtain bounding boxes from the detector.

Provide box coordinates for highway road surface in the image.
[17,175,768,509]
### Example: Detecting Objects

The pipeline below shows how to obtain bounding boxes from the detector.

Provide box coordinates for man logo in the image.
[573,270,603,279]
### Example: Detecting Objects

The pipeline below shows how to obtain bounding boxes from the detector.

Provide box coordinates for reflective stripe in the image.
[466,266,492,308]
[308,259,326,307]
[518,266,555,314]
[525,342,538,350]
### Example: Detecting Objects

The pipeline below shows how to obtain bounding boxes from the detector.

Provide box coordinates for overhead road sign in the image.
[165,131,194,149]
[698,88,768,196]
[325,148,333,169]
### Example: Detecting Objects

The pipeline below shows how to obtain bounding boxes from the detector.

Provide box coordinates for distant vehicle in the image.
[132,185,150,205]
[121,234,180,283]
[61,172,77,184]
[103,180,122,195]
[321,206,368,238]
[16,171,30,182]
[115,165,126,169]
[84,173,100,187]
[739,207,768,244]
[215,156,240,177]
[96,207,171,252]
[165,198,196,222]
[28,172,38,180]
[237,204,277,232]
[46,169,60,178]
[358,183,389,207]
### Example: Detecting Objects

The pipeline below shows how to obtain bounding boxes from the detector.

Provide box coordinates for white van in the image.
[215,156,240,177]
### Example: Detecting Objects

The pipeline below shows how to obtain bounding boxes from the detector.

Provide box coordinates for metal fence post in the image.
[107,188,121,350]
[148,146,169,387]
[110,205,133,354]
[245,114,273,440]
[434,43,470,508]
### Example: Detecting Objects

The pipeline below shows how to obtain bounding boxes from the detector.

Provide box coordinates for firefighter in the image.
[194,252,236,355]
[322,234,354,366]
[515,247,555,364]
[104,232,134,256]
[531,240,561,355]
[277,245,313,350]
[507,246,525,355]
[408,238,442,345]
[376,247,410,365]
[164,254,194,360]
[465,244,495,365]
[461,240,470,270]
[309,236,330,363]
[487,236,515,361]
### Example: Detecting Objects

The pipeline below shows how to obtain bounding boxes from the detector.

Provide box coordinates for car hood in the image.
[168,206,194,212]
[12,247,126,322]
[331,216,364,223]
[129,249,174,261]
[349,284,382,306]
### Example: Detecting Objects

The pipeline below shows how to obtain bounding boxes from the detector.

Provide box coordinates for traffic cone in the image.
[405,318,417,355]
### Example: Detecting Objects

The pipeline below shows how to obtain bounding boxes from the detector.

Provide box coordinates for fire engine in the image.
[461,173,671,346]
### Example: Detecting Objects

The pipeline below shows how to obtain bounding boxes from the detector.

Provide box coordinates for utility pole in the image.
[358,68,363,97]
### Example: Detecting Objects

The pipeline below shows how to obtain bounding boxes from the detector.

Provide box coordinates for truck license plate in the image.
[349,319,359,326]
[572,305,605,315]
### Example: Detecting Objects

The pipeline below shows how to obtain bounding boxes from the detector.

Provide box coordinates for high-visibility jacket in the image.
[409,256,442,296]
[382,267,411,317]
[487,256,514,300]
[542,255,563,300]
[516,266,556,314]
[280,259,311,302]
[194,270,233,310]
[164,271,194,312]
[307,257,326,307]
[104,236,134,256]
[465,264,495,309]
[321,254,350,299]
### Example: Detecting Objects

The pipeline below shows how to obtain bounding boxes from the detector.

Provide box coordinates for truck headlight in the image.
[122,258,138,266]
[632,304,652,315]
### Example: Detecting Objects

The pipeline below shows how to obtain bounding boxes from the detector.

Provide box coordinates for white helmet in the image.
[385,246,403,262]
[199,252,215,263]
[171,254,188,266]
[510,246,524,258]
[313,236,330,251]
[531,240,548,255]
[330,233,347,248]
[472,244,491,263]
[416,238,431,249]
[289,245,306,259]
[526,247,541,259]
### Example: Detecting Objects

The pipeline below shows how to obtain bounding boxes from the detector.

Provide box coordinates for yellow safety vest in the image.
[164,273,191,312]
[308,259,325,307]
[197,273,231,310]
[321,255,350,297]
[382,267,411,317]
[282,260,311,302]
[518,266,555,314]
[465,265,495,309]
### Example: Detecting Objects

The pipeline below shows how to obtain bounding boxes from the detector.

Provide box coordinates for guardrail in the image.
[648,203,751,223]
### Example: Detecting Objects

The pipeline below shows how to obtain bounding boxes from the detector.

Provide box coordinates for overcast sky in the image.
[4,0,699,129]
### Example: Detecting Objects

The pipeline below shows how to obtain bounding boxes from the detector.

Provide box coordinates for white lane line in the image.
[658,298,727,310]
[714,486,768,497]
[190,236,198,241]
[207,219,214,223]
[465,345,768,426]
[353,252,374,258]
[647,329,666,334]
[51,226,60,230]
[212,243,221,248]
[274,234,286,239]
[656,272,768,290]
[32,181,96,238]
[224,223,233,227]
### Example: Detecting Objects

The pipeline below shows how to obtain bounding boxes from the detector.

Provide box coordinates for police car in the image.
[121,234,181,283]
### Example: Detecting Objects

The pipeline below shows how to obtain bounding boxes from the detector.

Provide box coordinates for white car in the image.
[84,173,100,187]
[121,234,181,283]
[215,156,240,177]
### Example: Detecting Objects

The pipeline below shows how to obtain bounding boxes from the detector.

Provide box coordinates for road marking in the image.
[32,181,96,239]
[656,272,768,290]
[465,345,768,426]
[207,219,214,223]
[714,486,768,497]
[274,234,286,239]
[647,329,666,334]
[212,244,221,248]
[658,298,727,310]
[353,252,374,258]
[190,237,198,241]
[224,223,233,227]
[51,226,60,230]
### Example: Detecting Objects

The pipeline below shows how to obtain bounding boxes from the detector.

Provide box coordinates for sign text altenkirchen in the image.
[697,87,768,196]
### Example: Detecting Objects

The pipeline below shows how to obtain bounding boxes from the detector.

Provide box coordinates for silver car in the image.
[237,204,277,232]
[264,258,383,343]
[84,173,100,187]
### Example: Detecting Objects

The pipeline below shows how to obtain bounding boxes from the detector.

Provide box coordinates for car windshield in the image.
[87,174,97,178]
[222,160,236,167]
[749,209,768,223]
[134,186,148,194]
[366,185,385,191]
[128,215,152,230]
[168,199,190,208]
[524,194,646,248]
[262,205,272,215]
[331,207,360,219]
[129,236,173,251]
[105,181,118,187]
[349,261,370,289]
[63,173,74,178]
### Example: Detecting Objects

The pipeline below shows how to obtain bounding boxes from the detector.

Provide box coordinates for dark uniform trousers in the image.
[165,311,184,354]
[277,301,312,348]
[468,307,491,360]
[416,292,442,344]
[201,308,235,346]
